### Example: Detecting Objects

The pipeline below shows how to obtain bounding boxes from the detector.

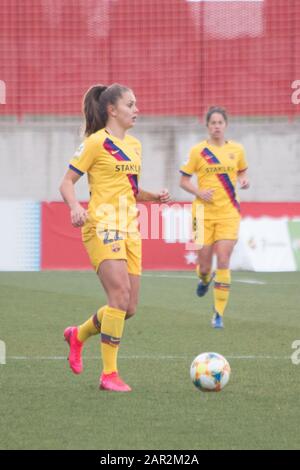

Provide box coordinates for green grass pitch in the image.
[0,271,300,450]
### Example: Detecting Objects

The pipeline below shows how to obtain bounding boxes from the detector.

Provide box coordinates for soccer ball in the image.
[190,352,231,392]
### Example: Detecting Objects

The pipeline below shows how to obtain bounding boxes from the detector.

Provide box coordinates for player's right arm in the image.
[59,169,88,228]
[59,136,98,227]
[179,146,214,202]
[179,175,214,202]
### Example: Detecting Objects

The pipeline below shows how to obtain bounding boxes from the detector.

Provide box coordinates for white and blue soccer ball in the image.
[190,352,231,392]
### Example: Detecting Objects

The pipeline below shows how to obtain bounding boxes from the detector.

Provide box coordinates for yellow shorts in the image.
[82,227,142,275]
[193,217,240,246]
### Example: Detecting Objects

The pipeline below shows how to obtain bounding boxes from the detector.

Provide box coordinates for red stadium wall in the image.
[1,0,299,117]
[41,202,300,271]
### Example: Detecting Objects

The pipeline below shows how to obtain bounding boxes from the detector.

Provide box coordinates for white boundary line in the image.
[7,355,291,361]
[143,273,266,285]
[143,273,300,286]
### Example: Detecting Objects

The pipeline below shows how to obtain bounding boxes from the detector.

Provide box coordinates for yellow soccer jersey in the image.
[69,128,142,235]
[180,140,248,219]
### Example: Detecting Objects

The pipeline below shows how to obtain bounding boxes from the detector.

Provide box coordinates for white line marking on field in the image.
[235,279,266,285]
[143,273,194,279]
[143,273,266,285]
[7,355,290,361]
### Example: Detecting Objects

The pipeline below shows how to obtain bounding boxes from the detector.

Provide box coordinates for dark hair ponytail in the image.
[83,84,107,137]
[205,106,228,125]
[83,83,131,137]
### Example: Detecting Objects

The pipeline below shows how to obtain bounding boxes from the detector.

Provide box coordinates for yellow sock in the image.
[213,269,231,316]
[196,264,211,284]
[77,305,107,343]
[100,306,126,374]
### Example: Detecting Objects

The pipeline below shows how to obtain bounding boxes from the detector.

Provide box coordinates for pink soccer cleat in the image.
[99,372,132,392]
[64,326,83,374]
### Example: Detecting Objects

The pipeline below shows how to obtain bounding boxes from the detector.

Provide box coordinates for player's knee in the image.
[113,285,131,312]
[202,268,211,275]
[217,252,231,268]
[217,258,230,269]
[199,263,211,274]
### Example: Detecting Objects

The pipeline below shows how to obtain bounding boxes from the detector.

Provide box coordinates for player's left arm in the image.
[136,188,171,203]
[237,145,250,190]
[237,169,250,189]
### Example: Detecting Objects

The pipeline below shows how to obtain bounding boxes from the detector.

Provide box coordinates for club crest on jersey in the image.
[111,243,121,253]
[228,153,235,160]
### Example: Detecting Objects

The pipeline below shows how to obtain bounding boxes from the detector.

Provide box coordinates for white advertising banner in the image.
[0,201,40,271]
[231,217,296,272]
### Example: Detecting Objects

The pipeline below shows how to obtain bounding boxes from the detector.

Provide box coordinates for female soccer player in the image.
[180,106,249,328]
[60,84,170,391]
